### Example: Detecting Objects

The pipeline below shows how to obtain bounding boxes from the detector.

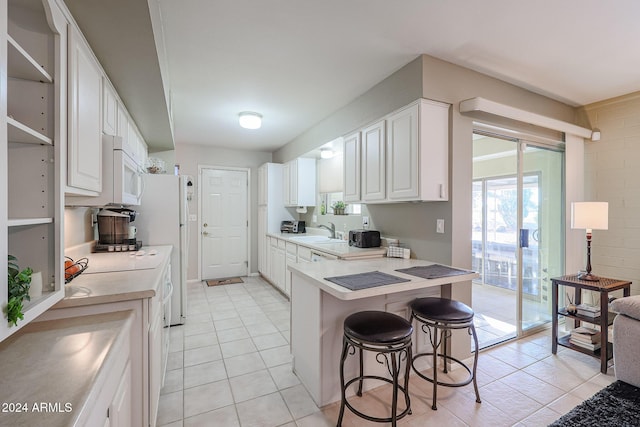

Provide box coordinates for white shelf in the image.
[7,116,52,145]
[7,35,52,83]
[8,217,53,227]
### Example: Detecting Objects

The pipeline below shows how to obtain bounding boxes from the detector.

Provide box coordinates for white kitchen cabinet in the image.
[257,206,267,276]
[1,0,66,342]
[103,77,117,136]
[361,119,386,202]
[258,163,267,206]
[257,163,294,278]
[108,360,133,427]
[284,158,316,207]
[386,99,449,201]
[343,131,361,203]
[269,238,286,293]
[67,23,102,193]
[343,99,449,204]
[285,242,297,296]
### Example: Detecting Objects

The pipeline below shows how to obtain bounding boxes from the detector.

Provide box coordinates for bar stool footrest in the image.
[412,352,474,388]
[342,375,411,423]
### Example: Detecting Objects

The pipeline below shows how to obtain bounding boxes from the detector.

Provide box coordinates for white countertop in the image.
[0,311,134,427]
[55,245,172,308]
[267,232,387,259]
[288,257,479,300]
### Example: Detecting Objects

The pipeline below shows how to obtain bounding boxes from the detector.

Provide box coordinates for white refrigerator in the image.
[136,174,190,325]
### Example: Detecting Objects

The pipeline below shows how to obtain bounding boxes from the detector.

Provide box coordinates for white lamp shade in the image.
[238,112,262,129]
[571,202,608,230]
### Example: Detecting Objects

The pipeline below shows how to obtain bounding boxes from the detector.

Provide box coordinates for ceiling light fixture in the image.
[320,148,334,159]
[238,111,262,129]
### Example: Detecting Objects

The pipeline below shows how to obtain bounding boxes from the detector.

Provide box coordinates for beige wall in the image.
[581,92,640,295]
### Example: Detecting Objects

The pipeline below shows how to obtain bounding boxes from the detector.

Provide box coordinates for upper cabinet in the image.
[361,119,386,202]
[67,23,102,194]
[102,78,117,136]
[2,0,67,341]
[283,158,316,207]
[343,132,361,202]
[343,98,450,204]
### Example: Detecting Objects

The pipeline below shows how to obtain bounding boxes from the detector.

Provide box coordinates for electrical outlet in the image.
[189,214,197,222]
[436,219,445,234]
[362,216,369,228]
[312,215,317,223]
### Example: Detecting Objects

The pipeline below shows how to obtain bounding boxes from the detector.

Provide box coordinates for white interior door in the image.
[200,168,248,280]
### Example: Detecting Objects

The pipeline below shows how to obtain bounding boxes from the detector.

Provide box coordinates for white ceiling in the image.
[68,0,640,153]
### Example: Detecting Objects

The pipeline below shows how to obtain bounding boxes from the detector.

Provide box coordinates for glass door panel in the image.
[521,145,564,331]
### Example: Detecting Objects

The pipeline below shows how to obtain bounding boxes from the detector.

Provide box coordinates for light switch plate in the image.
[436,219,445,234]
[363,216,369,228]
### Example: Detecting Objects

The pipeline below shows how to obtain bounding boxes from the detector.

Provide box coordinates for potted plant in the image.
[7,255,32,327]
[332,201,347,215]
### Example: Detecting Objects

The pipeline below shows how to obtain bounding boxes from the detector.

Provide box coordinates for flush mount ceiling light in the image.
[320,148,334,159]
[238,111,262,129]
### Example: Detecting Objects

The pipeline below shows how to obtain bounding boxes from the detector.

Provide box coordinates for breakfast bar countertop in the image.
[288,257,479,300]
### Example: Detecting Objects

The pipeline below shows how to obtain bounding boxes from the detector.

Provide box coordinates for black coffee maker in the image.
[95,208,140,252]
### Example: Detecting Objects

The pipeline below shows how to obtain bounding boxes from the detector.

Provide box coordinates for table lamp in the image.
[571,202,608,281]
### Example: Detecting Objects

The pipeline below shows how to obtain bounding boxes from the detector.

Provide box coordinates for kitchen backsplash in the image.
[64,207,97,249]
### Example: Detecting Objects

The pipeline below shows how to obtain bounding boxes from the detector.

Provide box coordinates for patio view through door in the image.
[472,132,564,349]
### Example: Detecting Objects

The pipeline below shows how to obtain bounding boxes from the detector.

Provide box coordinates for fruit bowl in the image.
[64,256,89,284]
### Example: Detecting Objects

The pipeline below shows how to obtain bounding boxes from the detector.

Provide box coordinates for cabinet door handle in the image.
[202,231,209,236]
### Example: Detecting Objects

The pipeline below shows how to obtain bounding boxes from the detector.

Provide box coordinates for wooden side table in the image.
[551,275,631,374]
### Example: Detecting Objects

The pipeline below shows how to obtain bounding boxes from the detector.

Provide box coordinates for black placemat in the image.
[324,271,410,290]
[395,264,475,279]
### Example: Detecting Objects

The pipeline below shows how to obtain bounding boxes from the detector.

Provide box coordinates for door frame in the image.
[197,165,251,282]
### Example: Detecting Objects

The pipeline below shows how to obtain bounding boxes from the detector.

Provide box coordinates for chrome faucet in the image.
[318,222,336,238]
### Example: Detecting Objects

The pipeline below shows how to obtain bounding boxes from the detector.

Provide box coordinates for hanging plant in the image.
[7,255,32,327]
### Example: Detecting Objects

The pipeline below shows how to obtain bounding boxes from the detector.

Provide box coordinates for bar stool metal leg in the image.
[470,324,481,403]
[337,336,349,426]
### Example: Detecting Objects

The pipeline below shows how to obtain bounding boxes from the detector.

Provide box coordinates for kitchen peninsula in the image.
[288,258,478,406]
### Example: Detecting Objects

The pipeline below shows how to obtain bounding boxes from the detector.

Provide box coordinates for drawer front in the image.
[270,237,279,248]
[298,246,312,261]
[286,242,297,255]
[278,239,286,249]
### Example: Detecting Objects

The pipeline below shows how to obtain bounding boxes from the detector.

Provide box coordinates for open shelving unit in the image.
[1,0,65,341]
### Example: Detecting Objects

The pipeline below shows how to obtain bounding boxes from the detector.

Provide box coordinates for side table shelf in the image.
[551,275,631,374]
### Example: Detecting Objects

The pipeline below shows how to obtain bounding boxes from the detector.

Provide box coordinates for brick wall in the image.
[582,92,640,295]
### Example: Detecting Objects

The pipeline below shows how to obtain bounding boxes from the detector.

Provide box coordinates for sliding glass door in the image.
[472,133,564,348]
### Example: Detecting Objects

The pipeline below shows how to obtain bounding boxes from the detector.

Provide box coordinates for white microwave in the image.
[66,135,143,206]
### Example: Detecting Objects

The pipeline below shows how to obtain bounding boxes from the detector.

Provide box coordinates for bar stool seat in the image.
[337,311,413,427]
[410,297,481,410]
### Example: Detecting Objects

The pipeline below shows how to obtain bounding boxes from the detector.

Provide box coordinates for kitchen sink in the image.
[288,235,346,244]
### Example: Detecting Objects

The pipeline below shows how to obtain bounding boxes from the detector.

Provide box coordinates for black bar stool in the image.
[337,310,413,427]
[410,297,481,410]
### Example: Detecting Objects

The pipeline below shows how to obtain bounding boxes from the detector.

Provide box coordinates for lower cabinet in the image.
[285,242,297,296]
[148,303,163,427]
[38,277,166,426]
[108,360,133,427]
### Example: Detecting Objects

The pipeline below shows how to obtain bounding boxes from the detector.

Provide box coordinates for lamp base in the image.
[577,272,600,282]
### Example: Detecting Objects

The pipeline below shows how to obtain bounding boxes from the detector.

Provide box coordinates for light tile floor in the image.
[158,276,615,427]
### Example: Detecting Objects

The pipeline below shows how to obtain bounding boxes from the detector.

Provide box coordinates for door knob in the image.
[202,231,209,236]
[203,223,208,227]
